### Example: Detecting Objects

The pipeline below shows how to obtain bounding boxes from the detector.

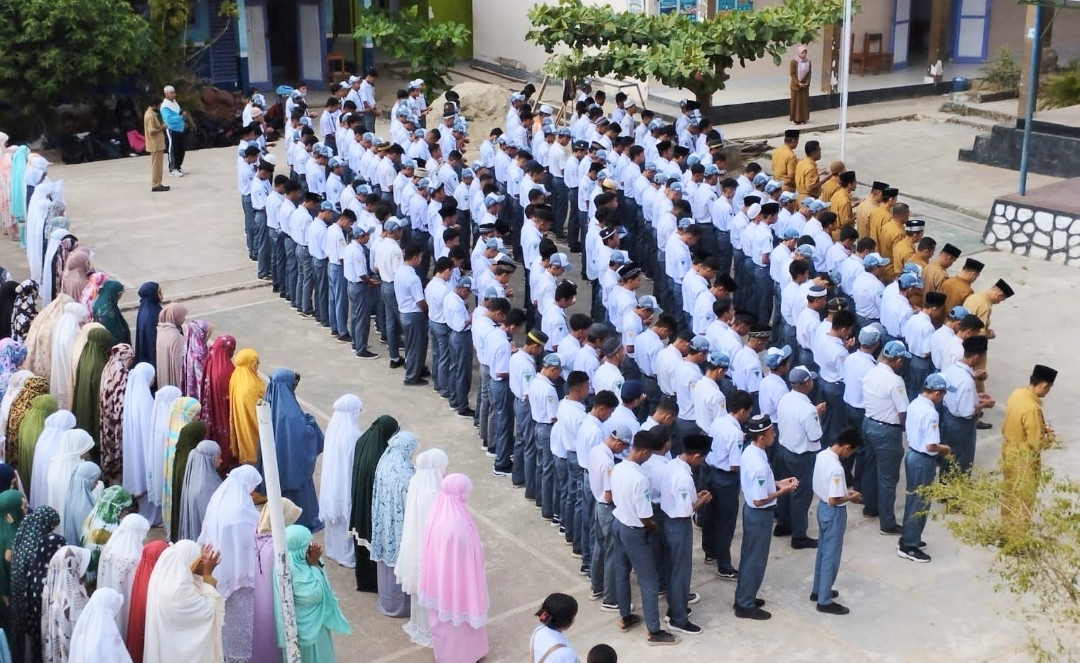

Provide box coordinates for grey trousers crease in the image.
[379,282,402,360]
[861,418,904,530]
[535,422,555,517]
[776,446,817,538]
[312,257,329,325]
[348,281,377,353]
[400,310,428,382]
[663,516,694,625]
[429,320,452,397]
[254,210,270,278]
[941,410,977,475]
[591,502,617,605]
[900,449,937,549]
[612,520,662,632]
[327,262,348,336]
[734,504,774,610]
[700,465,740,573]
[447,330,472,411]
[512,397,536,491]
[812,502,847,606]
[296,245,313,314]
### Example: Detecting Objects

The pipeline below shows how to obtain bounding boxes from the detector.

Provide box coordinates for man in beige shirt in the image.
[144,101,169,192]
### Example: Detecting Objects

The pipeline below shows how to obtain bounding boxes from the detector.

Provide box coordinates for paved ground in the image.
[6,95,1078,662]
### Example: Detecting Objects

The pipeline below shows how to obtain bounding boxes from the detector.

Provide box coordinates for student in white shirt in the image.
[774,366,825,547]
[861,340,911,534]
[940,335,993,477]
[510,329,548,493]
[661,433,713,635]
[702,390,754,579]
[811,428,863,614]
[553,371,590,545]
[573,390,618,575]
[530,354,563,521]
[394,245,428,385]
[693,349,730,433]
[529,593,581,663]
[425,257,455,399]
[588,423,633,610]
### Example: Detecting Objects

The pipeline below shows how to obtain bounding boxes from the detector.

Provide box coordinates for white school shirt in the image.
[851,272,884,320]
[591,362,625,399]
[740,444,776,508]
[540,303,568,351]
[305,220,328,259]
[572,345,600,387]
[472,314,495,363]
[705,320,743,361]
[902,311,935,358]
[324,224,347,265]
[757,373,788,421]
[780,280,804,327]
[661,458,697,518]
[528,374,558,424]
[556,334,582,380]
[249,176,271,210]
[551,399,586,459]
[277,199,296,237]
[288,206,311,246]
[424,277,451,324]
[237,160,255,196]
[326,173,344,210]
[488,331,512,380]
[842,350,876,409]
[812,448,849,503]
[393,264,424,313]
[621,311,643,357]
[681,271,708,317]
[575,414,605,468]
[639,453,669,503]
[711,195,735,231]
[372,239,402,282]
[942,361,977,418]
[654,344,682,396]
[611,460,653,527]
[731,345,763,393]
[588,443,615,503]
[305,159,327,196]
[881,289,914,337]
[813,334,848,384]
[776,390,823,454]
[265,190,285,231]
[692,375,725,433]
[673,360,703,421]
[862,362,907,424]
[796,306,821,353]
[606,286,636,335]
[769,244,793,287]
[444,291,470,333]
[342,242,366,283]
[905,395,942,455]
[929,325,956,371]
[692,290,716,335]
[707,413,744,471]
[633,330,663,377]
[664,233,691,283]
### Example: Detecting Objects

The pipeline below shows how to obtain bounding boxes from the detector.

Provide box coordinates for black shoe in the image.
[356,350,379,359]
[330,332,339,339]
[491,467,510,477]
[151,185,170,192]
[578,564,590,577]
[704,555,716,564]
[809,590,839,602]
[976,420,992,430]
[733,606,772,620]
[389,358,405,369]
[403,378,429,386]
[716,569,738,580]
[791,537,818,549]
[816,602,850,615]
[619,614,642,632]
[897,545,932,563]
[647,630,682,645]
[687,592,701,605]
[772,525,791,537]
[665,620,701,636]
[419,366,431,378]
[733,598,765,609]
[457,407,476,418]
[863,510,879,518]
[880,525,902,536]
[337,334,352,343]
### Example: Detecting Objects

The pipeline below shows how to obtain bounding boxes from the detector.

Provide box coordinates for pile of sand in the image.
[434,81,516,135]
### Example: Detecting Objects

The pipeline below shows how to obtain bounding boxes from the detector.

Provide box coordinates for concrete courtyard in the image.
[5,94,1077,662]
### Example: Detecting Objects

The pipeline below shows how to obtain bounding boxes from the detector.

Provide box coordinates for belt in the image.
[752,505,777,512]
[946,411,975,421]
[707,464,737,474]
[910,449,936,459]
[641,374,657,380]
[867,418,900,428]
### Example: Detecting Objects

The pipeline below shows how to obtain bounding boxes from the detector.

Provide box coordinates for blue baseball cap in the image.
[948,305,969,320]
[549,253,570,269]
[764,345,792,369]
[677,217,695,230]
[862,253,891,268]
[897,273,924,289]
[707,349,731,368]
[808,200,830,213]
[542,353,562,368]
[703,164,721,177]
[782,226,800,240]
[923,373,955,392]
[689,335,711,353]
[882,340,912,359]
[752,173,769,187]
[383,218,403,231]
[858,325,882,346]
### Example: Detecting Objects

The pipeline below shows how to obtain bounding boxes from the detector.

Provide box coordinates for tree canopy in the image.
[353,6,472,95]
[0,0,147,122]
[526,0,847,109]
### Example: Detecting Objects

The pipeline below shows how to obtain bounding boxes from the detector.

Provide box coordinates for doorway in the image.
[267,0,299,85]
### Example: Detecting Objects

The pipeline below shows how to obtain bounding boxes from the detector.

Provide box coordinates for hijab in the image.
[5,374,47,462]
[59,248,92,301]
[29,409,75,509]
[25,293,72,377]
[177,440,221,542]
[418,473,489,629]
[0,370,34,457]
[25,179,59,284]
[10,505,64,663]
[133,282,161,368]
[228,348,264,466]
[370,430,418,565]
[121,362,155,497]
[40,228,69,307]
[265,368,324,492]
[125,540,168,663]
[198,465,261,598]
[41,544,91,663]
[161,397,200,537]
[168,419,205,541]
[0,463,16,493]
[96,512,149,638]
[143,539,224,663]
[98,343,134,484]
[50,234,78,305]
[0,281,17,340]
[145,386,181,510]
[395,447,449,596]
[0,489,26,602]
[80,484,133,589]
[47,429,95,521]
[91,279,130,346]
[274,524,350,649]
[349,415,399,546]
[199,334,235,470]
[257,496,303,536]
[319,394,362,529]
[68,586,134,663]
[68,321,105,392]
[796,44,811,81]
[49,301,86,409]
[16,393,57,496]
[71,326,112,439]
[62,460,101,545]
[11,279,38,342]
[154,303,187,389]
[79,271,108,318]
[0,340,28,403]
[180,319,211,401]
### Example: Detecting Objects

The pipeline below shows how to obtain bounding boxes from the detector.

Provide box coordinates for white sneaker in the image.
[169,169,184,177]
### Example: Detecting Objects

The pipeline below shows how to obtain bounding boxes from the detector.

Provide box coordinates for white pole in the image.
[256,400,302,663]
[838,0,853,161]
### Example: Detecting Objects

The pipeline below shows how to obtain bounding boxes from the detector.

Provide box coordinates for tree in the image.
[149,0,239,100]
[920,453,1080,661]
[0,0,148,127]
[353,6,471,96]
[526,0,847,110]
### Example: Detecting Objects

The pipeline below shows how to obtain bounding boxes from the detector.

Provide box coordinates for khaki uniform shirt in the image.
[941,276,974,312]
[144,107,166,153]
[771,145,798,191]
[795,157,821,199]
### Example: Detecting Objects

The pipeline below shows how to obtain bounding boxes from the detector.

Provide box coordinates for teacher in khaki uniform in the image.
[772,130,799,192]
[794,140,824,199]
[962,278,1014,401]
[999,364,1057,530]
[143,100,169,193]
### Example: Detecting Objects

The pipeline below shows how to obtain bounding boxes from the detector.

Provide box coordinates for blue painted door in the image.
[953,0,990,63]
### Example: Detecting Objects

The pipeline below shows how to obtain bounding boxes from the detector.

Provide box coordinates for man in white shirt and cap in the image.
[703,390,755,579]
[661,432,713,636]
[774,366,825,548]
[860,340,911,535]
[811,428,863,614]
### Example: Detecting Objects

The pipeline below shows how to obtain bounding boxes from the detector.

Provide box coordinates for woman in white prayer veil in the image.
[396,447,449,647]
[41,544,91,663]
[40,224,70,306]
[68,587,133,663]
[121,363,155,508]
[50,302,87,409]
[319,393,362,567]
[197,464,261,663]
[143,539,225,663]
[144,385,180,524]
[25,177,60,283]
[30,409,76,508]
[97,513,150,635]
[46,429,95,525]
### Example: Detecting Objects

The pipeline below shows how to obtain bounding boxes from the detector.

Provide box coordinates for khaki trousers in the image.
[150,150,164,187]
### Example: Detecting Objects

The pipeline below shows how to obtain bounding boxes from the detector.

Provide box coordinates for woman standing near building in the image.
[789,44,812,125]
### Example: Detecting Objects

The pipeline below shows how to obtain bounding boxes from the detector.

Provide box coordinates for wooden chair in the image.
[849,33,867,75]
[326,51,347,85]
[864,33,893,75]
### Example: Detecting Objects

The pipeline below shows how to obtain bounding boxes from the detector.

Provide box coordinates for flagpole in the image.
[838,0,853,161]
